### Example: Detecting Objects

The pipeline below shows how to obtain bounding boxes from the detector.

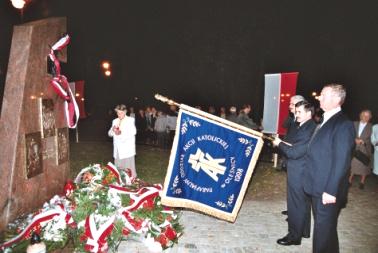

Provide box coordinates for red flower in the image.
[130,219,142,231]
[125,168,132,177]
[71,202,77,210]
[164,226,177,240]
[122,228,130,236]
[142,198,155,210]
[82,172,94,183]
[68,222,77,229]
[64,180,76,197]
[156,234,168,247]
[80,234,88,242]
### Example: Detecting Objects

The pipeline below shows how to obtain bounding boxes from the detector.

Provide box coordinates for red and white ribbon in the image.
[84,214,115,253]
[48,34,79,128]
[0,209,66,249]
[121,211,149,233]
[118,186,161,212]
[56,203,75,225]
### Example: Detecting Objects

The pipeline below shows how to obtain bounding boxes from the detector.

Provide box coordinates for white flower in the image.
[108,190,122,208]
[144,234,163,253]
[77,220,85,228]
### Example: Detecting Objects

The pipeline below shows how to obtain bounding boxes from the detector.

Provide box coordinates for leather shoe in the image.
[302,234,310,239]
[277,235,301,246]
[281,210,288,215]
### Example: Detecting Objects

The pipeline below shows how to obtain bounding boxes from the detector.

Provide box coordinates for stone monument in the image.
[0,17,70,230]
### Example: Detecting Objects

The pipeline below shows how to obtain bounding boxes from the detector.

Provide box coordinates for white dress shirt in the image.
[321,107,341,127]
[358,122,367,137]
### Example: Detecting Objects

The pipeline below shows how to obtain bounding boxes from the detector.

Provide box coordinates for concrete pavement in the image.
[119,177,378,253]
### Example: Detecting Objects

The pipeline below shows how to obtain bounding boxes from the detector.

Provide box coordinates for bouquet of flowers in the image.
[0,163,183,253]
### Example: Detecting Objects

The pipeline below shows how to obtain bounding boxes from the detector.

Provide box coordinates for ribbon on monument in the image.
[48,34,79,128]
[160,105,264,222]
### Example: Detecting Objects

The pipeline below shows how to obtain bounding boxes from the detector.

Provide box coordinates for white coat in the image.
[371,124,378,175]
[108,116,137,159]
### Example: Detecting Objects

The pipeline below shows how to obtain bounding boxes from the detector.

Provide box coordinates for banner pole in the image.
[154,94,283,144]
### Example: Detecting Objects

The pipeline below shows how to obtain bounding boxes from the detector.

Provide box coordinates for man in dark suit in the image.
[273,101,317,246]
[279,95,311,237]
[304,84,355,253]
[280,95,306,172]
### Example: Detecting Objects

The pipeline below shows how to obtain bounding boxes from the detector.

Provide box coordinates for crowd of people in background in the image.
[116,104,263,149]
[109,102,378,177]
[108,101,378,188]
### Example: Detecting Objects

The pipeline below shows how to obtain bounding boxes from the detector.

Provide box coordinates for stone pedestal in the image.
[0,17,69,230]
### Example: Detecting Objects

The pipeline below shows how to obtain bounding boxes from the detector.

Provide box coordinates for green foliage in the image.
[71,191,96,222]
[120,194,131,207]
[107,219,126,252]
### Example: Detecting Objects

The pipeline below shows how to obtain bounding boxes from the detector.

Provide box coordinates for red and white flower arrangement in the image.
[0,162,183,252]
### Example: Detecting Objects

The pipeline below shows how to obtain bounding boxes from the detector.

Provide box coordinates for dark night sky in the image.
[1,0,378,121]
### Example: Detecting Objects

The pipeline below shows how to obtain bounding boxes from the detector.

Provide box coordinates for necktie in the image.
[309,115,323,143]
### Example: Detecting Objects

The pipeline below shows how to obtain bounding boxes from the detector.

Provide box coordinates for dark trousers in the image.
[311,196,340,253]
[287,184,311,240]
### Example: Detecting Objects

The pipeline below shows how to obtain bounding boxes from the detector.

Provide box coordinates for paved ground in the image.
[119,175,378,253]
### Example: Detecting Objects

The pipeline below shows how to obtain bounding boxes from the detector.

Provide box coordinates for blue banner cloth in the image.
[161,107,263,222]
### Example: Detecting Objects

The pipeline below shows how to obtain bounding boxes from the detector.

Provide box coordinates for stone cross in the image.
[0,17,70,230]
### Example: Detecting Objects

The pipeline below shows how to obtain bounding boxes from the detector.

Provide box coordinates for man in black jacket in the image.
[281,95,306,168]
[304,84,355,253]
[273,101,316,246]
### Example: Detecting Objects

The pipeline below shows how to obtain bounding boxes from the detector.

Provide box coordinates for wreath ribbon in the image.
[84,214,115,253]
[0,207,73,249]
[48,34,79,128]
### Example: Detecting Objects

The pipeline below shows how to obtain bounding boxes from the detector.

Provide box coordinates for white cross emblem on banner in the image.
[188,148,226,182]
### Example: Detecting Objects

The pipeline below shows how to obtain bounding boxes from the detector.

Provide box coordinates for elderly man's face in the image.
[289,97,300,113]
[319,87,340,112]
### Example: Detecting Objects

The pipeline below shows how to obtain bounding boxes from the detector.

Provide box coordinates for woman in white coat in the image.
[371,123,378,176]
[108,104,137,177]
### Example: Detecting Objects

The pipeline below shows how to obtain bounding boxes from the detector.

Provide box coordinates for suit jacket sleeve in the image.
[278,121,315,159]
[278,139,308,160]
[325,120,355,196]
[282,116,292,129]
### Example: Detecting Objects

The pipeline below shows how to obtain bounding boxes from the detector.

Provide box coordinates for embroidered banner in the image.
[161,106,263,222]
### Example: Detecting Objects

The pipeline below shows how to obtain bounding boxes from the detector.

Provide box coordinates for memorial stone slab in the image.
[0,17,69,230]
